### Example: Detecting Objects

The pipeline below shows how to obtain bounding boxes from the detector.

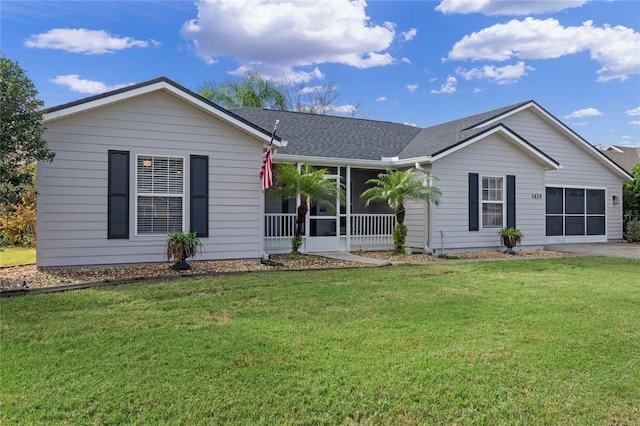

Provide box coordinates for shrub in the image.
[0,191,36,247]
[625,218,640,242]
[291,236,303,254]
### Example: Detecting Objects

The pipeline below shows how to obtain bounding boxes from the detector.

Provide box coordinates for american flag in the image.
[261,147,273,192]
[261,120,279,192]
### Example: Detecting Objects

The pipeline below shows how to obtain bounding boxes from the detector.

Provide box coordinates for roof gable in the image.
[430,123,560,170]
[468,101,632,181]
[44,77,284,147]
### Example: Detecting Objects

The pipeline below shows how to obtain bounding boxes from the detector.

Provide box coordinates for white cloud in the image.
[436,0,589,16]
[402,28,417,41]
[430,76,457,94]
[564,107,603,119]
[50,74,133,94]
[401,57,411,64]
[447,18,640,82]
[376,96,387,101]
[406,84,419,93]
[404,122,417,127]
[629,120,640,125]
[181,0,395,71]
[456,61,534,84]
[473,88,484,93]
[25,28,152,54]
[625,106,640,116]
[330,104,357,114]
[231,64,324,84]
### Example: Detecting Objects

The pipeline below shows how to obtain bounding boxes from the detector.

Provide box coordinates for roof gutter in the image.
[274,154,433,168]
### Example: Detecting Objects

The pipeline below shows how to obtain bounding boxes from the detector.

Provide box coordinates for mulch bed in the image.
[0,254,370,291]
[1,250,569,292]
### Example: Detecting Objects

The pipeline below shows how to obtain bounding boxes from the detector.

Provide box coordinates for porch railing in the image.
[264,213,395,251]
[350,214,396,248]
[265,213,297,251]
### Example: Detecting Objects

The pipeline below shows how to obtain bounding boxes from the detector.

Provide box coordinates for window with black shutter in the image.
[190,155,209,237]
[108,150,130,239]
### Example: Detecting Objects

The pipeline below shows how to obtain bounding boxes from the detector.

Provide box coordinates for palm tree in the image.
[270,163,345,253]
[360,168,441,253]
[197,71,288,110]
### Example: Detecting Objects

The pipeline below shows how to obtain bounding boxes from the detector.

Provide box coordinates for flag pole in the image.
[269,119,280,146]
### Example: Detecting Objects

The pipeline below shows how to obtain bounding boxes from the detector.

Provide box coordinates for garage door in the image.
[545,187,607,243]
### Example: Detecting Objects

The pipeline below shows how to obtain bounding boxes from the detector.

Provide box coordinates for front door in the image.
[306,172,342,252]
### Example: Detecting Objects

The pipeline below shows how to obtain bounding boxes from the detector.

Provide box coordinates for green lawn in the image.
[2,258,639,425]
[0,246,36,266]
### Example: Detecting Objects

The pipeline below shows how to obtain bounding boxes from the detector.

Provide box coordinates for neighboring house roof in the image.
[44,77,285,147]
[601,145,640,173]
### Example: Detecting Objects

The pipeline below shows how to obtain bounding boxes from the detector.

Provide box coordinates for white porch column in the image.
[346,165,351,252]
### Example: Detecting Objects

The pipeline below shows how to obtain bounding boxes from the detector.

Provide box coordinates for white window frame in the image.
[135,154,185,236]
[481,175,505,229]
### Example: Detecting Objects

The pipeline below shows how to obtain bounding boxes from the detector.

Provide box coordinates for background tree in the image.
[622,162,640,241]
[360,169,441,253]
[197,71,288,110]
[270,163,345,253]
[1,54,54,247]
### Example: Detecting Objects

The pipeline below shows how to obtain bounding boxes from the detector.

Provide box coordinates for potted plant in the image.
[498,227,523,255]
[166,231,203,270]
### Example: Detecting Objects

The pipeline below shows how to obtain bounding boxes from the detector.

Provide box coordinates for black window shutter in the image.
[190,155,209,237]
[469,173,479,231]
[108,150,129,239]
[507,175,516,228]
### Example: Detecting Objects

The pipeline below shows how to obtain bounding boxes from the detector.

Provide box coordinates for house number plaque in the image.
[531,193,543,200]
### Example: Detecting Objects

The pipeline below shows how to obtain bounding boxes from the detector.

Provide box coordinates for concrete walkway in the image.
[545,242,640,260]
[310,251,392,265]
[315,242,640,265]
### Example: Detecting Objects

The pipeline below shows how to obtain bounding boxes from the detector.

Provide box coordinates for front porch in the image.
[265,213,396,253]
[264,166,397,254]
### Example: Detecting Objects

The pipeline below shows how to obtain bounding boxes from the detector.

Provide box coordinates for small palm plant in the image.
[166,231,203,270]
[498,227,523,255]
[361,168,441,254]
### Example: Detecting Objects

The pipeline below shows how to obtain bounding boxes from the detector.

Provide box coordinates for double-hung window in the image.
[482,176,504,228]
[136,155,184,235]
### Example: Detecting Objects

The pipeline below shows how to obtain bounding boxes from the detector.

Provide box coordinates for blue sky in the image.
[2,0,639,147]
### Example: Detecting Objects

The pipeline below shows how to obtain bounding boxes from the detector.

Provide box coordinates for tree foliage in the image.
[270,162,345,253]
[623,162,640,215]
[197,72,288,110]
[361,169,441,252]
[197,72,360,116]
[1,54,54,205]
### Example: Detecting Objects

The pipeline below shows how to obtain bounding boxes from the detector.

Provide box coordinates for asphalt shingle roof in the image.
[601,146,640,173]
[232,101,533,161]
[232,108,422,160]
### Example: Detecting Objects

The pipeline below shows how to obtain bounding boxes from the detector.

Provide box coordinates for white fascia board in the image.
[473,102,632,181]
[43,80,284,148]
[274,154,394,168]
[432,125,561,170]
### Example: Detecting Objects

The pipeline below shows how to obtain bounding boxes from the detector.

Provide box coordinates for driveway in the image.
[545,243,640,260]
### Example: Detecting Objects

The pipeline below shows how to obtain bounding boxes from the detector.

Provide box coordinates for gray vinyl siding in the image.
[501,110,625,240]
[404,200,426,250]
[430,132,546,253]
[37,91,265,267]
